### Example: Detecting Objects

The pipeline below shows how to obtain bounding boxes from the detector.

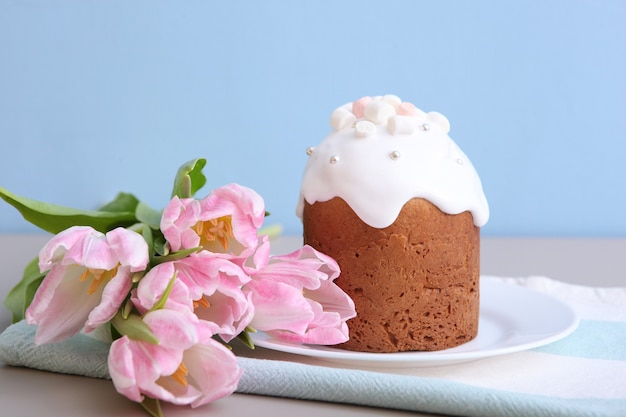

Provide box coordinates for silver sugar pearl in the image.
[306,146,315,156]
[421,123,431,131]
[329,155,340,164]
[456,158,464,165]
[390,150,401,160]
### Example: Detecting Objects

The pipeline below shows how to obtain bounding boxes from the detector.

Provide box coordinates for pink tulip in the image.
[26,226,149,344]
[108,309,242,407]
[244,238,356,345]
[161,184,265,259]
[134,252,254,342]
[131,262,195,316]
[159,196,203,253]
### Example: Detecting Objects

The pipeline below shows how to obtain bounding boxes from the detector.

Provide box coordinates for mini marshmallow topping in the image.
[297,95,489,228]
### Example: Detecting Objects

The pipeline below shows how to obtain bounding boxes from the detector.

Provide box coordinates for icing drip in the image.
[297,95,489,228]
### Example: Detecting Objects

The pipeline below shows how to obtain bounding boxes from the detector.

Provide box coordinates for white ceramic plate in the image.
[250,280,579,368]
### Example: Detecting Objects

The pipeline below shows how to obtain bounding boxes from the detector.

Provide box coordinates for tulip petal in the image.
[185,339,243,407]
[108,336,145,403]
[86,267,134,332]
[247,279,314,334]
[134,262,194,314]
[106,227,150,271]
[27,264,101,344]
[38,226,98,272]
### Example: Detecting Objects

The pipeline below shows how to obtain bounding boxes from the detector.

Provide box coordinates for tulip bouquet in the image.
[0,158,356,417]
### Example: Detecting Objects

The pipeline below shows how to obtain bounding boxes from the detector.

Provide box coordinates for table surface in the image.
[0,234,624,417]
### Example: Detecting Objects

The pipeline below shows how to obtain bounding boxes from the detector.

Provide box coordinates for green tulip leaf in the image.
[234,326,257,350]
[151,246,200,266]
[135,202,162,230]
[4,257,46,323]
[98,192,140,213]
[0,187,138,234]
[153,234,168,257]
[171,158,207,199]
[148,275,177,312]
[141,397,164,417]
[111,312,159,344]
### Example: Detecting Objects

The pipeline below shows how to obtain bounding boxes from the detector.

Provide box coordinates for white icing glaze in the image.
[297,95,489,228]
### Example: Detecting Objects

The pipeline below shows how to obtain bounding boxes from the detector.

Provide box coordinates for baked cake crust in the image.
[303,197,480,352]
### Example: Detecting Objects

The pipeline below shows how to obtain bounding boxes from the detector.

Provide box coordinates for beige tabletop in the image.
[0,234,624,417]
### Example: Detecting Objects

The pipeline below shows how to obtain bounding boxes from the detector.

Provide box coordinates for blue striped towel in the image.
[1,276,625,417]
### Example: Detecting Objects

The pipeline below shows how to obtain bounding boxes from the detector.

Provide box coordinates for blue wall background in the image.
[1,0,625,237]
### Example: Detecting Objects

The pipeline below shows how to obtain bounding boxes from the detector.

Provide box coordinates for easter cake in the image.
[297,95,489,352]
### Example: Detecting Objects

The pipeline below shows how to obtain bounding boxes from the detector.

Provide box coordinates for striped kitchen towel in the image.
[1,276,625,417]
